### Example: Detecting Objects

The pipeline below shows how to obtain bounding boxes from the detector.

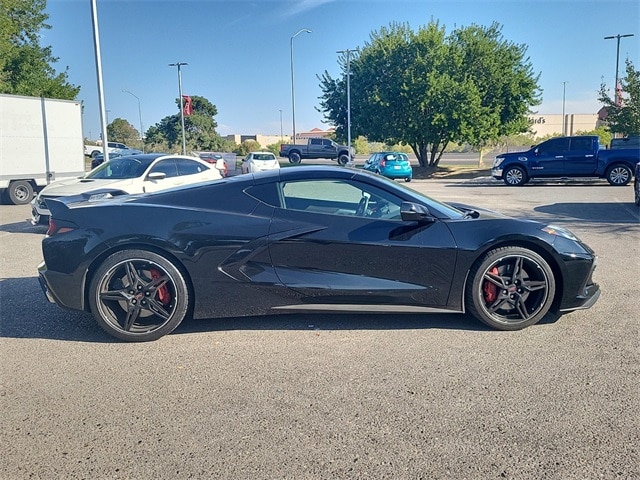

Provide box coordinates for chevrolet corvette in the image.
[38,166,600,341]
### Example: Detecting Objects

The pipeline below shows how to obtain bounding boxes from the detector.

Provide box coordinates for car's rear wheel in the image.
[605,164,632,186]
[465,246,555,330]
[337,154,349,166]
[288,152,301,164]
[89,250,190,342]
[503,166,527,186]
[404,177,412,182]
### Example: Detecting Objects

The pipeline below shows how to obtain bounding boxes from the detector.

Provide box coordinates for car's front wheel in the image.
[465,246,555,330]
[89,250,191,342]
[337,154,349,166]
[606,164,632,186]
[503,166,527,186]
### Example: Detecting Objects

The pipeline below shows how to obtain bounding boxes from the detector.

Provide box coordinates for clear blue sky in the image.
[44,0,639,141]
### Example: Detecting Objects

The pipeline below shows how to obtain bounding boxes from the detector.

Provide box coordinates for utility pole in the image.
[290,29,311,144]
[337,48,356,166]
[169,62,188,154]
[604,33,634,106]
[561,81,568,136]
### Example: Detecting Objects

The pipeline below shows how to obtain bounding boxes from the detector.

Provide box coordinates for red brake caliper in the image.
[483,267,499,304]
[150,269,171,305]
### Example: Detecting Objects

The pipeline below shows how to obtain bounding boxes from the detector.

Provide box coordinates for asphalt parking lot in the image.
[1,177,638,479]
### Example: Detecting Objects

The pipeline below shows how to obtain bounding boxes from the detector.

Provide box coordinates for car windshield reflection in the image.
[86,157,154,180]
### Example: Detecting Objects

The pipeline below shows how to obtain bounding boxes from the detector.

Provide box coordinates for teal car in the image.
[363,151,412,182]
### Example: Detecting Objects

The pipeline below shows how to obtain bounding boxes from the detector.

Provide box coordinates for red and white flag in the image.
[182,95,193,116]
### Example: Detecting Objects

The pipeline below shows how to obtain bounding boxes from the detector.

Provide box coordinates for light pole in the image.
[123,89,144,149]
[279,109,283,141]
[169,62,188,154]
[290,28,311,144]
[561,81,568,136]
[90,0,109,162]
[604,33,634,106]
[337,48,355,165]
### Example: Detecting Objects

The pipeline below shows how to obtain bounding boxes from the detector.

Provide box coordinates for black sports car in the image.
[38,166,600,342]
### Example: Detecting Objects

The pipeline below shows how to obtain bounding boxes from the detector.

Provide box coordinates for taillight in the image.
[380,159,386,167]
[46,218,75,236]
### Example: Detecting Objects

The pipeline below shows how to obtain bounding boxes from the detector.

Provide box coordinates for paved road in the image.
[1,179,638,479]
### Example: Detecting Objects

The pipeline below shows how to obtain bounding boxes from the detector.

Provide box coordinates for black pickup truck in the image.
[279,138,355,165]
[492,135,640,186]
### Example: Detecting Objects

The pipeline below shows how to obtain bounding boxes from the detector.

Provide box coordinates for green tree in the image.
[0,0,79,98]
[318,21,540,167]
[599,60,640,135]
[234,140,261,156]
[144,95,227,152]
[107,118,139,145]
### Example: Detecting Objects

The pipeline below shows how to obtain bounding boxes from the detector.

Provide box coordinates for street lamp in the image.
[290,28,311,144]
[123,89,144,149]
[279,109,283,141]
[561,81,568,136]
[604,33,634,105]
[169,62,188,154]
[337,48,356,165]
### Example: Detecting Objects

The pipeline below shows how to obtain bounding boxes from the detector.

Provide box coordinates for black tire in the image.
[288,152,301,164]
[605,164,632,186]
[465,246,555,331]
[90,150,100,159]
[502,166,527,186]
[89,250,191,342]
[404,177,412,183]
[6,181,34,205]
[337,154,349,166]
[635,179,640,206]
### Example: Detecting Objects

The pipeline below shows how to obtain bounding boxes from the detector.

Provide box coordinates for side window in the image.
[537,138,570,154]
[569,137,593,152]
[322,139,332,146]
[149,159,178,178]
[176,159,208,176]
[279,179,403,220]
[310,138,322,146]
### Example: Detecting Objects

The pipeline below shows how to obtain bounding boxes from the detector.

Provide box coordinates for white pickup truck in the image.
[84,141,131,158]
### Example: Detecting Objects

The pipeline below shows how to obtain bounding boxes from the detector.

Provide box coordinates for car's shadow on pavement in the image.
[0,276,514,343]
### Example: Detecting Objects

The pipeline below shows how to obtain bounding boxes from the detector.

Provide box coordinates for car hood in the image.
[39,178,137,197]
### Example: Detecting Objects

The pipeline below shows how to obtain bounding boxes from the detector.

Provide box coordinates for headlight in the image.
[542,225,580,242]
[493,157,505,167]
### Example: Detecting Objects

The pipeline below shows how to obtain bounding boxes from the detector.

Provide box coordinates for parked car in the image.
[84,142,132,158]
[38,165,600,342]
[363,151,412,182]
[196,152,228,177]
[241,151,280,174]
[279,138,354,165]
[492,135,640,186]
[90,148,143,169]
[635,162,640,207]
[31,153,221,225]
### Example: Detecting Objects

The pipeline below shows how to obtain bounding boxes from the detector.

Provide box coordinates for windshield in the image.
[86,156,155,180]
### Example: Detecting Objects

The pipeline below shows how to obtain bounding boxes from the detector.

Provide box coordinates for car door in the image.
[268,178,457,307]
[531,137,570,176]
[142,158,180,192]
[565,137,597,175]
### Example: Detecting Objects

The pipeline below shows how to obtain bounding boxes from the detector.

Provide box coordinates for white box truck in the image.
[0,93,85,205]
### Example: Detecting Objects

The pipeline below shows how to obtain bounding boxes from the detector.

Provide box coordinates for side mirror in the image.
[400,202,435,223]
[147,171,167,181]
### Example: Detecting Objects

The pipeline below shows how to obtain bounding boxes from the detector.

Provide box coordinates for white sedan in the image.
[31,153,222,225]
[241,151,281,174]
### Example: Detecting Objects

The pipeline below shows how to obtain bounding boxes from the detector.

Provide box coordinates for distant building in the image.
[225,134,290,148]
[295,127,335,140]
[528,114,603,138]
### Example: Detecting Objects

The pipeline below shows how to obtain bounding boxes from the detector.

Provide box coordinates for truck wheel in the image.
[337,154,349,166]
[503,166,527,186]
[288,152,301,164]
[91,150,100,158]
[5,181,34,205]
[605,164,632,186]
